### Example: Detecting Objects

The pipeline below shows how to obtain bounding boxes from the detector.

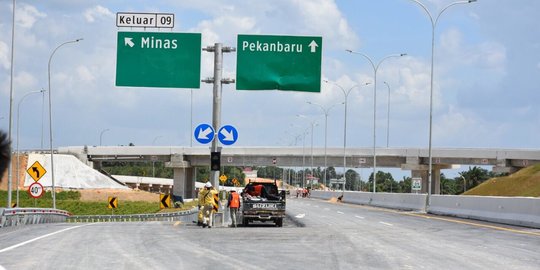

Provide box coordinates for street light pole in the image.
[307,101,344,189]
[383,81,391,148]
[99,129,110,146]
[48,38,83,209]
[324,80,371,192]
[345,50,406,193]
[409,0,477,202]
[16,89,45,207]
[7,0,16,208]
[297,114,317,188]
[152,135,163,145]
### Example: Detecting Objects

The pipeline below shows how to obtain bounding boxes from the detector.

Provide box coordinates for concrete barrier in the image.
[371,193,427,211]
[311,191,540,228]
[310,190,340,200]
[310,190,427,211]
[341,191,372,205]
[428,195,540,228]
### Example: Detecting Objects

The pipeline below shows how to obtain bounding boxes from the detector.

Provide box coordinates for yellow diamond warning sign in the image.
[27,161,47,182]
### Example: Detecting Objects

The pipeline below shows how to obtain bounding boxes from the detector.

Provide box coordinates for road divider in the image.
[310,190,540,229]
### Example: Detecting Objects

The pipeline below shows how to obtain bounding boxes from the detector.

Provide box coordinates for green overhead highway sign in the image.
[236,34,322,92]
[116,31,201,88]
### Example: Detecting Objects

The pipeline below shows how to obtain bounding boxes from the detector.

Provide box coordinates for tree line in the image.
[101,161,503,195]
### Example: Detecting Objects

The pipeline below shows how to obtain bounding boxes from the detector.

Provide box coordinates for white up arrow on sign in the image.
[308,40,318,53]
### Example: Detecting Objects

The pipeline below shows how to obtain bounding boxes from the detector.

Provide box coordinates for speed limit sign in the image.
[28,182,44,199]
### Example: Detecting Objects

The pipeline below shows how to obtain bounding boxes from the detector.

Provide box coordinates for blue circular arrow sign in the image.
[194,123,215,144]
[218,125,238,145]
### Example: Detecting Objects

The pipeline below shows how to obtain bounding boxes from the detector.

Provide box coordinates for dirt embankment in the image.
[78,189,160,202]
[0,154,28,190]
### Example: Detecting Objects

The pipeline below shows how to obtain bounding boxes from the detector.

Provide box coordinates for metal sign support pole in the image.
[202,43,235,188]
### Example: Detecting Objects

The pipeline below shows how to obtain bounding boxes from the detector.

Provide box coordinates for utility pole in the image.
[202,43,235,188]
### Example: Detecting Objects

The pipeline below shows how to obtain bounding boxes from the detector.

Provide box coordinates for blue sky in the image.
[0,0,539,178]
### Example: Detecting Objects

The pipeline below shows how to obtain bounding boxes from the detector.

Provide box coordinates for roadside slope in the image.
[465,164,540,197]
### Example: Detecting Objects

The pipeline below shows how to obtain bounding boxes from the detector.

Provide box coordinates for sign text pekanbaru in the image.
[116,31,201,88]
[236,34,322,92]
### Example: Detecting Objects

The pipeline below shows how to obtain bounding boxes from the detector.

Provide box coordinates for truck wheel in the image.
[242,218,249,227]
[275,218,283,227]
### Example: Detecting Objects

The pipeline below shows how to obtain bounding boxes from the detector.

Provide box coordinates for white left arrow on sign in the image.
[220,128,234,141]
[125,37,135,47]
[197,127,213,140]
[308,40,318,53]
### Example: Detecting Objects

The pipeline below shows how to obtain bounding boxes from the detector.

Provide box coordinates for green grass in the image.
[0,190,196,215]
[465,164,540,197]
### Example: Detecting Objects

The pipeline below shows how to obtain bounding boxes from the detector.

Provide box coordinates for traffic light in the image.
[211,151,221,171]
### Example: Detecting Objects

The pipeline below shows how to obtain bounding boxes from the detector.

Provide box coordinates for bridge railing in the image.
[0,208,71,228]
[67,207,197,223]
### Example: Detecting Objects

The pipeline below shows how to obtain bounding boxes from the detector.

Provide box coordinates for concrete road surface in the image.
[1,197,539,269]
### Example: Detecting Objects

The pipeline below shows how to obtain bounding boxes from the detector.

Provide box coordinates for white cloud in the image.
[16,3,46,28]
[291,0,359,50]
[14,71,38,91]
[76,66,95,82]
[439,28,507,74]
[435,105,479,144]
[0,41,9,70]
[84,5,113,23]
[195,15,256,45]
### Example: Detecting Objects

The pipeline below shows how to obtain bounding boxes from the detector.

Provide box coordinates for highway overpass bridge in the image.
[58,146,540,199]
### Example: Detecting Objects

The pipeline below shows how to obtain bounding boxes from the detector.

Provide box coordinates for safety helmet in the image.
[205,182,212,188]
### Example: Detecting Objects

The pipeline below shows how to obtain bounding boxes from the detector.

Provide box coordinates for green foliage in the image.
[367,171,397,192]
[464,164,540,197]
[0,190,164,215]
[345,169,361,191]
[399,177,412,193]
[255,166,283,180]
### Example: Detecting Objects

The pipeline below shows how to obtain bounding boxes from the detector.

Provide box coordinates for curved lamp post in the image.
[99,129,110,146]
[324,80,371,192]
[297,114,318,188]
[345,50,406,193]
[48,38,83,209]
[16,89,45,206]
[383,81,391,148]
[409,0,477,201]
[307,101,344,188]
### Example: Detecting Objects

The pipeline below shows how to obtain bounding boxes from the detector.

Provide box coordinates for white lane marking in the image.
[0,223,94,253]
[355,215,365,219]
[324,208,330,211]
[295,213,306,218]
[337,211,344,214]
[314,205,320,208]
[379,221,394,226]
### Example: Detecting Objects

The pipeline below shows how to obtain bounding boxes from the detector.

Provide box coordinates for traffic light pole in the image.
[202,43,235,188]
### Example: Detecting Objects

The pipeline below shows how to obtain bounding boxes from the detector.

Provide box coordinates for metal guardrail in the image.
[0,208,71,228]
[67,207,198,223]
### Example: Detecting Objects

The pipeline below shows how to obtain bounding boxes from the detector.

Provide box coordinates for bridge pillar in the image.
[172,167,194,199]
[167,155,195,199]
[403,159,450,195]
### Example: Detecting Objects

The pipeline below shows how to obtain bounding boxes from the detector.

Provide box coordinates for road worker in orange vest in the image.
[227,190,241,227]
